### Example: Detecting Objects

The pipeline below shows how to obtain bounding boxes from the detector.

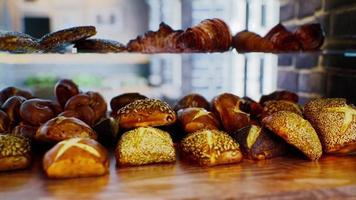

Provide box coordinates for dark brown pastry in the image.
[54,79,80,108]
[0,135,31,171]
[181,129,243,166]
[74,39,126,53]
[304,98,356,154]
[233,31,274,52]
[35,116,97,143]
[64,91,107,126]
[0,87,33,106]
[94,117,119,147]
[116,98,176,129]
[260,90,298,105]
[177,107,220,133]
[264,23,301,51]
[0,110,11,133]
[116,127,176,167]
[43,138,109,178]
[240,97,263,120]
[211,93,250,133]
[261,100,302,120]
[59,106,96,127]
[19,98,62,126]
[110,93,147,114]
[294,23,324,51]
[262,111,322,160]
[0,31,42,53]
[174,93,210,111]
[1,96,26,126]
[12,122,38,140]
[39,26,97,52]
[232,125,287,160]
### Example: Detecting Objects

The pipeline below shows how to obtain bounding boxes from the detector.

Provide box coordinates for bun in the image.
[260,90,298,105]
[74,39,126,53]
[54,79,79,108]
[295,23,324,50]
[181,129,242,166]
[115,127,176,167]
[177,107,220,133]
[174,93,210,111]
[110,93,147,114]
[0,87,33,106]
[43,138,109,178]
[0,110,10,133]
[261,100,302,119]
[233,31,274,52]
[264,23,301,51]
[1,96,26,126]
[0,135,31,171]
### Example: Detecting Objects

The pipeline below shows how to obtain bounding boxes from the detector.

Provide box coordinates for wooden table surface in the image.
[1,154,356,200]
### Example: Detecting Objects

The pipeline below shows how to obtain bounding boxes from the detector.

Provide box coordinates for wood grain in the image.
[0,154,356,200]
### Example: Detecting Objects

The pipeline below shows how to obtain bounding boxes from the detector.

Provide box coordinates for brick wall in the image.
[278,0,356,105]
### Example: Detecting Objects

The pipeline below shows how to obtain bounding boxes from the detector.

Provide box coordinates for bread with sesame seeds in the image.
[261,100,302,120]
[177,107,220,133]
[35,116,97,144]
[116,99,177,129]
[304,98,356,154]
[0,135,31,171]
[181,129,243,166]
[115,127,176,167]
[262,111,322,160]
[43,138,109,178]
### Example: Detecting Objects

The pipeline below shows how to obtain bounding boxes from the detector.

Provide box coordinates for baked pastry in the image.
[177,107,220,133]
[0,110,10,133]
[174,93,210,111]
[115,127,176,167]
[110,93,147,114]
[240,97,263,120]
[212,93,250,133]
[1,96,26,126]
[94,117,119,147]
[54,79,80,108]
[0,87,33,106]
[304,98,356,154]
[74,39,126,53]
[12,122,38,140]
[260,90,298,105]
[40,26,97,52]
[0,31,42,53]
[294,23,324,51]
[0,135,31,171]
[35,116,97,143]
[264,23,301,51]
[19,98,62,126]
[116,98,176,129]
[181,129,243,166]
[43,138,109,178]
[64,91,107,126]
[232,125,287,160]
[262,111,322,160]
[127,18,232,53]
[233,31,274,52]
[261,100,302,119]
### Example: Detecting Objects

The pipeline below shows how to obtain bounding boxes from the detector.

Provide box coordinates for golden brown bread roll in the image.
[231,125,287,160]
[43,138,109,178]
[212,93,250,133]
[54,79,80,108]
[116,98,176,129]
[0,86,33,106]
[261,100,302,120]
[35,116,97,143]
[304,98,356,154]
[177,107,220,133]
[174,93,210,111]
[115,127,176,167]
[0,110,11,133]
[233,31,274,52]
[0,135,31,171]
[1,96,27,127]
[262,111,322,160]
[181,129,243,166]
[260,90,299,105]
[110,93,147,114]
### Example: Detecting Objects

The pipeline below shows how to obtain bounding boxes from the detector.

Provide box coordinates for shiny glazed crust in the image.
[177,107,220,133]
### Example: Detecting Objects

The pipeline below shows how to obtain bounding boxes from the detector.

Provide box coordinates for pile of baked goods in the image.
[0,18,324,53]
[0,79,355,179]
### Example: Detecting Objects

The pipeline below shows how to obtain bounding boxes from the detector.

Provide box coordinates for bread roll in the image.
[177,107,220,133]
[0,135,31,171]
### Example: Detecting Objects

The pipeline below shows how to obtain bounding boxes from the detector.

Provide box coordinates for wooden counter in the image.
[1,155,356,200]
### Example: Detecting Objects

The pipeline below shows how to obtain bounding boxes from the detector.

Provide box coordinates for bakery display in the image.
[233,23,324,52]
[212,93,250,133]
[115,127,176,167]
[181,129,243,166]
[261,100,302,119]
[259,90,298,105]
[54,79,80,108]
[39,26,97,52]
[0,135,31,171]
[35,116,97,144]
[232,125,287,160]
[74,39,126,53]
[262,111,322,160]
[116,98,176,129]
[177,107,220,133]
[43,138,109,178]
[110,93,147,114]
[304,98,356,154]
[0,31,42,53]
[174,93,210,111]
[19,99,62,126]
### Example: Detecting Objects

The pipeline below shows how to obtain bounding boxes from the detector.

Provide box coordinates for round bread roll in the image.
[177,107,220,133]
[43,138,109,178]
[0,135,31,171]
[174,93,210,111]
[259,90,298,105]
[261,100,302,120]
[110,93,147,114]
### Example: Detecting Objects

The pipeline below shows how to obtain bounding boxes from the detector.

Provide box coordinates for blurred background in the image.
[0,0,282,105]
